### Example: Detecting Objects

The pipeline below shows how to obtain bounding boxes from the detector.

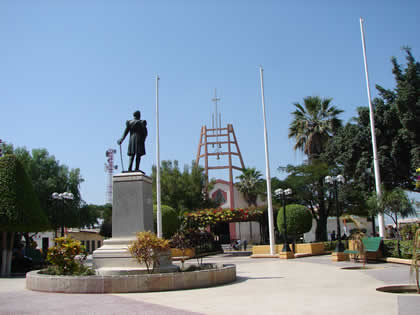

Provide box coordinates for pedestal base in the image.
[92,172,179,275]
[93,238,178,276]
[279,251,295,259]
[331,251,349,262]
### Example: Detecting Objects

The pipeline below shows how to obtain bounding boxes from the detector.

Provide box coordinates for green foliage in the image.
[151,160,218,214]
[183,207,264,229]
[153,204,180,239]
[99,203,112,238]
[128,231,170,274]
[400,223,420,241]
[78,203,102,228]
[46,236,93,275]
[383,240,413,259]
[370,188,416,224]
[276,204,312,238]
[4,145,85,231]
[235,167,264,207]
[278,161,332,241]
[0,155,49,232]
[324,241,337,251]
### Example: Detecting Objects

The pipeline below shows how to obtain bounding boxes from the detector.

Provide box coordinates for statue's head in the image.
[133,110,141,119]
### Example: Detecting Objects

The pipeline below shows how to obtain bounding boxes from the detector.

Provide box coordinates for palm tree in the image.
[235,167,264,243]
[235,167,263,207]
[289,96,343,161]
[288,96,343,241]
[368,187,416,257]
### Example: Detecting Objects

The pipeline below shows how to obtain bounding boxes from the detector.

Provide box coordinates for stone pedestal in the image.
[93,172,177,275]
[331,251,349,262]
[279,251,295,259]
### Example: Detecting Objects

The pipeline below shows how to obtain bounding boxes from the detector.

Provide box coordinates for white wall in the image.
[31,231,55,250]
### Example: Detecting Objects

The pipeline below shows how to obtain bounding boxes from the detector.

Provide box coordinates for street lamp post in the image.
[52,192,74,237]
[275,188,293,253]
[325,175,345,252]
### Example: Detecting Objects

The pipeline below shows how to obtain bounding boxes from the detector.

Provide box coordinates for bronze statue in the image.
[117,110,148,172]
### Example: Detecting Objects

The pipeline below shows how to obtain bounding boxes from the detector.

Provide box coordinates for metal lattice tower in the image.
[195,90,245,209]
[104,149,118,204]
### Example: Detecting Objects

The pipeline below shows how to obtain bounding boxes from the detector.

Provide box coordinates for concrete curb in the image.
[26,264,236,294]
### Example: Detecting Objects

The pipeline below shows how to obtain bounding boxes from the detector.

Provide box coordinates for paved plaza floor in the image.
[0,254,419,314]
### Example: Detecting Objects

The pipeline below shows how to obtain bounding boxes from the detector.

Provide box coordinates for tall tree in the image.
[235,167,264,207]
[235,167,264,241]
[151,160,217,214]
[323,49,419,191]
[279,162,368,241]
[3,143,84,233]
[288,96,343,241]
[367,187,416,257]
[0,155,49,276]
[289,96,343,162]
[376,48,420,180]
[279,162,332,241]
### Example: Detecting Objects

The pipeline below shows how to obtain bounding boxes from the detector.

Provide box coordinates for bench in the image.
[344,237,383,262]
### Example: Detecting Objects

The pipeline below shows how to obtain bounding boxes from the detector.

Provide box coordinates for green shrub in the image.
[153,204,180,239]
[128,231,170,274]
[46,236,94,275]
[383,240,413,259]
[323,240,349,251]
[400,223,420,241]
[277,204,312,238]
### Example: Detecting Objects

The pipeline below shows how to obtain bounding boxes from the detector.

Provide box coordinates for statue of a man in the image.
[117,110,148,172]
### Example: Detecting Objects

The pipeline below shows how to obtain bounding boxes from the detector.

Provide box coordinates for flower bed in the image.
[184,207,264,228]
[26,263,236,293]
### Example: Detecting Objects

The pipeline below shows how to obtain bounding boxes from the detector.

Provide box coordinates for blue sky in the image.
[1,1,420,205]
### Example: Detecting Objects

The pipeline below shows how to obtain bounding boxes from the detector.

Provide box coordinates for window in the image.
[97,240,101,248]
[86,240,90,253]
[91,240,95,251]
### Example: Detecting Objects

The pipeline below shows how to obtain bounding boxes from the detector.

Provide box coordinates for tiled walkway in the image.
[1,254,419,314]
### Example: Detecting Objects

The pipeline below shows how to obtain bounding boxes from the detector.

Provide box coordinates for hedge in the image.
[153,204,180,239]
[0,155,49,231]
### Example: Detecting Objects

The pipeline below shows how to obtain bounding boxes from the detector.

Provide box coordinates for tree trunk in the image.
[23,232,31,248]
[6,232,14,276]
[315,178,328,241]
[396,214,401,258]
[1,231,7,276]
[315,216,328,242]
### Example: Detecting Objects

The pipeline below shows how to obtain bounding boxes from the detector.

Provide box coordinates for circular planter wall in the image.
[26,264,236,293]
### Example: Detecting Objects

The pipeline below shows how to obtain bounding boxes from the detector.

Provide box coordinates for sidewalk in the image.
[1,254,419,314]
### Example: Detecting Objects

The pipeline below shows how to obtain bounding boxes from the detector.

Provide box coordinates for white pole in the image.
[259,66,276,255]
[359,17,385,237]
[156,75,162,238]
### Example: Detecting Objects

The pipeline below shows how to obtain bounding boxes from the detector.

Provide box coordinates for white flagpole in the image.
[359,17,385,237]
[259,66,276,255]
[156,75,162,238]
